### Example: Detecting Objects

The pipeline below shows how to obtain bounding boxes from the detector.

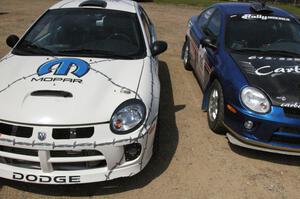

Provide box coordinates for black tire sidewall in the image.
[183,40,192,70]
[207,80,226,133]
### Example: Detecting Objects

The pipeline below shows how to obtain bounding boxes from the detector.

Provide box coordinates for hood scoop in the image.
[31,90,73,98]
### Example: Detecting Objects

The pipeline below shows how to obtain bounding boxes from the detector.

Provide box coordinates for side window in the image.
[197,8,216,28]
[140,7,153,45]
[206,10,222,37]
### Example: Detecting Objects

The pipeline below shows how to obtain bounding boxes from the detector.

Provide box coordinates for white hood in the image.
[0,55,144,125]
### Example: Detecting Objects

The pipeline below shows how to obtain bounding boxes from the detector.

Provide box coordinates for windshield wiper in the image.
[16,42,55,56]
[230,48,264,53]
[261,50,300,57]
[230,48,300,57]
[58,49,136,59]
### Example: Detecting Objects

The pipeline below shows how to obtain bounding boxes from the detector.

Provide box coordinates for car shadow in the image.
[0,60,181,196]
[229,141,300,166]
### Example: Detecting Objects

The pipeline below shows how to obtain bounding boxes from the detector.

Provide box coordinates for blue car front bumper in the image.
[224,104,300,155]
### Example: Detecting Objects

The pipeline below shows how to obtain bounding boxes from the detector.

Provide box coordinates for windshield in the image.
[13,8,146,59]
[226,14,300,56]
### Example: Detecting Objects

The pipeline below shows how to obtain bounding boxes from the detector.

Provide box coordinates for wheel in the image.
[183,40,192,71]
[207,80,226,134]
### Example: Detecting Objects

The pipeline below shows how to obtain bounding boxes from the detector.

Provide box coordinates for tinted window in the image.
[197,8,215,28]
[226,14,300,55]
[206,10,222,37]
[13,8,146,59]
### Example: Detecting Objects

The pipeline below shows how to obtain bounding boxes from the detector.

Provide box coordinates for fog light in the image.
[244,120,254,130]
[124,143,142,161]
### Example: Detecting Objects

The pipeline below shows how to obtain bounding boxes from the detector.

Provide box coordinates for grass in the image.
[154,0,300,16]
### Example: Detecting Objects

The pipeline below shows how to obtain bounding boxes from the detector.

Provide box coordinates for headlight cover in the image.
[110,99,146,134]
[241,87,270,113]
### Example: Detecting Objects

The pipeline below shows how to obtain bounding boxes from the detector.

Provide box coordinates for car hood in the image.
[0,54,144,125]
[231,53,300,107]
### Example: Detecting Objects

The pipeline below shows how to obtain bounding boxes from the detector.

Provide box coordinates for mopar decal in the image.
[13,172,80,183]
[31,77,82,83]
[241,14,290,21]
[37,58,90,78]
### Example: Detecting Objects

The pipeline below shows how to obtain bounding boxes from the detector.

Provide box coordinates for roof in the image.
[49,0,137,13]
[213,2,295,18]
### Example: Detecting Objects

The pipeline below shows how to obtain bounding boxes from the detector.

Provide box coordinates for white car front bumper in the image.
[0,120,157,184]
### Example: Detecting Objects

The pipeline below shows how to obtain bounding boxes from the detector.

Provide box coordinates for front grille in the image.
[279,127,300,134]
[283,107,300,118]
[271,134,300,145]
[271,127,300,145]
[0,145,38,156]
[0,123,33,138]
[0,146,107,171]
[52,127,94,139]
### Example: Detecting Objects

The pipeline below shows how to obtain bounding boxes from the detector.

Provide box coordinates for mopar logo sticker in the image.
[37,58,90,78]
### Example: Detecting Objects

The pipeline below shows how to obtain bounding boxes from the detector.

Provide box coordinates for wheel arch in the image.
[201,71,222,111]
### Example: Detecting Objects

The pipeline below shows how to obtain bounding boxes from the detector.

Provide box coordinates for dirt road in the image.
[1,1,300,199]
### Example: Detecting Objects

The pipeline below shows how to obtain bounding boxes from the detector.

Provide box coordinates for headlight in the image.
[110,99,146,134]
[241,87,270,113]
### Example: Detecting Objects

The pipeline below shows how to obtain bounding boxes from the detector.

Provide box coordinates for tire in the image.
[207,80,226,134]
[183,40,192,71]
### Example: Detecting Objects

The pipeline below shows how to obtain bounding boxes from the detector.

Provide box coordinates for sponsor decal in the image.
[37,58,89,77]
[33,58,90,83]
[240,61,300,77]
[13,172,80,183]
[31,77,82,83]
[255,65,300,76]
[241,14,290,21]
[248,56,300,62]
[281,102,300,109]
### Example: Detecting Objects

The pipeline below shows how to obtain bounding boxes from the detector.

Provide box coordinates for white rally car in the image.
[0,0,167,184]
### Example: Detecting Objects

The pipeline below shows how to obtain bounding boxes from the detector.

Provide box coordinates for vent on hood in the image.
[31,90,73,98]
[250,2,273,13]
[79,0,107,8]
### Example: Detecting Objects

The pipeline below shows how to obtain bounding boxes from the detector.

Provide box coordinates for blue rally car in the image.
[182,2,300,155]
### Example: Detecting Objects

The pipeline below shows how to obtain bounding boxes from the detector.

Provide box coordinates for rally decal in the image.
[241,14,290,21]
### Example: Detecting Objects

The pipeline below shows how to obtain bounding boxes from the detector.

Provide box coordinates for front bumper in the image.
[224,104,300,155]
[0,120,157,184]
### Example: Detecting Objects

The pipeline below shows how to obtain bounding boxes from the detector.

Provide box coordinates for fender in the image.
[201,71,219,111]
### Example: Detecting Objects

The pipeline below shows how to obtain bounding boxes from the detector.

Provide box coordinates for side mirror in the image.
[200,37,217,49]
[6,35,19,48]
[151,41,168,56]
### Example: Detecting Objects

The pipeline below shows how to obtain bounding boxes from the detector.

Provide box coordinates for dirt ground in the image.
[1,1,300,199]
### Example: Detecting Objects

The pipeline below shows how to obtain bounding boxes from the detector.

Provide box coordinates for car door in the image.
[189,7,215,71]
[196,9,222,89]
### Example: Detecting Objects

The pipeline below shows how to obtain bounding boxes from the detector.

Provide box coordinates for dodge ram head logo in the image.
[37,58,90,78]
[38,132,47,141]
